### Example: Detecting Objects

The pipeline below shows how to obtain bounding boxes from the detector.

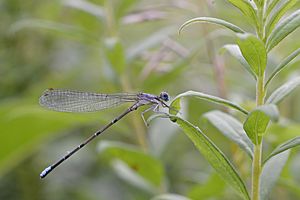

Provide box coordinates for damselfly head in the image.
[159,91,170,102]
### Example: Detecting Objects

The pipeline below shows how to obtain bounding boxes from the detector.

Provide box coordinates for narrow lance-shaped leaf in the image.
[203,110,254,158]
[243,104,279,145]
[167,115,250,200]
[265,136,300,163]
[265,48,300,88]
[220,44,256,80]
[266,77,300,104]
[260,150,290,200]
[266,0,281,17]
[267,9,300,52]
[170,91,249,115]
[226,0,258,28]
[265,0,297,37]
[237,33,267,77]
[179,17,245,34]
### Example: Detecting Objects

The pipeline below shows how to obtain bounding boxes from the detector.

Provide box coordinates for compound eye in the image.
[160,92,170,101]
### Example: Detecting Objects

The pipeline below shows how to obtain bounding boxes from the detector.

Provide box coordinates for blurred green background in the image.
[1,0,300,199]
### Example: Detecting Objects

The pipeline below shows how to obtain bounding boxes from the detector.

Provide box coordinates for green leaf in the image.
[266,77,300,104]
[179,17,245,34]
[265,0,297,37]
[226,0,258,28]
[203,111,254,158]
[147,113,171,125]
[97,141,164,189]
[243,104,279,144]
[256,104,280,122]
[151,194,192,200]
[265,48,300,88]
[266,0,281,17]
[265,137,300,163]
[170,91,248,115]
[236,33,267,76]
[104,37,126,75]
[260,150,290,200]
[220,44,256,80]
[266,9,300,52]
[169,97,181,115]
[167,115,250,200]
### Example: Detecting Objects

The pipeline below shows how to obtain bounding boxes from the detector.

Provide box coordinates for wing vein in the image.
[39,89,138,112]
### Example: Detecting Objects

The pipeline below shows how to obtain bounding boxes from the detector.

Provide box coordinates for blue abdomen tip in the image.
[40,166,51,178]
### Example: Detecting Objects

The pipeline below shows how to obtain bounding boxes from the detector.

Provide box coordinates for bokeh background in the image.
[1,0,300,199]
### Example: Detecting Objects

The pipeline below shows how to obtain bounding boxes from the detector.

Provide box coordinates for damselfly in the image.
[39,88,170,178]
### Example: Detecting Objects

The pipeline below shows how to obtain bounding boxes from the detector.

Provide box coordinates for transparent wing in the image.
[39,89,138,112]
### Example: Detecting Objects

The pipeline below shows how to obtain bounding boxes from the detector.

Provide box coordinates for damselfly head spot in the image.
[159,91,170,102]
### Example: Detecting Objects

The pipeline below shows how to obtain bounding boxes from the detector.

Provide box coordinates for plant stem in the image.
[252,143,262,200]
[256,75,265,106]
[257,6,264,40]
[252,74,265,200]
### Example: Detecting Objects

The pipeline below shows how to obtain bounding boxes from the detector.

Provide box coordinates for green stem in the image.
[256,75,265,106]
[252,143,262,200]
[252,74,265,200]
[257,0,267,41]
[261,0,268,42]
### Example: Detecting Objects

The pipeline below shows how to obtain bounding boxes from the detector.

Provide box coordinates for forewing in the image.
[39,89,137,112]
